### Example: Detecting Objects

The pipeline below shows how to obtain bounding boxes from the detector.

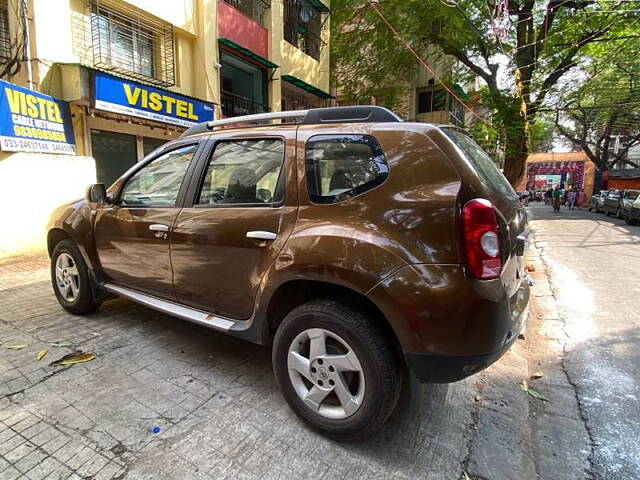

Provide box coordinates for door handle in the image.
[149,224,169,232]
[246,231,277,241]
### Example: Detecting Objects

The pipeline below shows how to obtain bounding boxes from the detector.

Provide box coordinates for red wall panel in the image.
[218,1,269,59]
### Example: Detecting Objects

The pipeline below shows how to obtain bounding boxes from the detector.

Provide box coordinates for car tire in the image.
[605,209,611,216]
[51,239,101,315]
[272,300,401,441]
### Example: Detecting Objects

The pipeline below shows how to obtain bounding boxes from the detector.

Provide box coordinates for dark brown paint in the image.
[47,119,529,376]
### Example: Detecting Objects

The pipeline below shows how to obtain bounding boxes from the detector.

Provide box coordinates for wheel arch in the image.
[263,279,405,368]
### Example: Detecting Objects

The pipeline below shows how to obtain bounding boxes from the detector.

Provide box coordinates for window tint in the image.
[626,190,639,200]
[197,139,285,206]
[305,135,388,204]
[120,144,196,207]
[441,128,517,200]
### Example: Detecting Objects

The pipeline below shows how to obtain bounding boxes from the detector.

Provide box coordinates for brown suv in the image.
[47,106,529,440]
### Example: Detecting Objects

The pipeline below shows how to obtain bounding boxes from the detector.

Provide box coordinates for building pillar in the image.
[194,0,220,118]
[266,0,283,112]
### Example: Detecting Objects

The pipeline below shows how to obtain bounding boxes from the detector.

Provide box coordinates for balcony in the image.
[284,21,323,61]
[218,0,269,59]
[221,0,270,26]
[221,90,268,118]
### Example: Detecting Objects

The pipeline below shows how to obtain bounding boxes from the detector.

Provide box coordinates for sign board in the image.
[0,79,77,155]
[94,72,214,128]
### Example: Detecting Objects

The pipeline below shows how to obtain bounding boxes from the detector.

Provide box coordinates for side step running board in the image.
[104,283,240,332]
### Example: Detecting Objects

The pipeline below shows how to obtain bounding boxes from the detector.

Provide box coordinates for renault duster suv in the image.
[47,106,529,441]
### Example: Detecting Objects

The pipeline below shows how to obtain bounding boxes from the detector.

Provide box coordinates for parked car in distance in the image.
[621,189,640,216]
[588,190,609,213]
[625,194,640,226]
[46,106,529,441]
[603,189,624,217]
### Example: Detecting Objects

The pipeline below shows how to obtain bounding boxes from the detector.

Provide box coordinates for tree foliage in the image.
[553,43,640,170]
[331,0,640,185]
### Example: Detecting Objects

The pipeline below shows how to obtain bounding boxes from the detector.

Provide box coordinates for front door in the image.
[94,143,200,299]
[171,133,298,319]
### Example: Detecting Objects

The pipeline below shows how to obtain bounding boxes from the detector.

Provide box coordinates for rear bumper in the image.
[406,280,529,383]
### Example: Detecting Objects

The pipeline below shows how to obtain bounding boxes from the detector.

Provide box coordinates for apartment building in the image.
[0,0,331,257]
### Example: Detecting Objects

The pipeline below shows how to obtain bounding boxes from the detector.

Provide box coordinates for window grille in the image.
[283,0,326,61]
[222,0,271,26]
[90,0,175,87]
[281,81,328,111]
[0,0,10,63]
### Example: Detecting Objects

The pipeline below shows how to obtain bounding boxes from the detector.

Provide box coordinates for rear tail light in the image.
[462,199,502,280]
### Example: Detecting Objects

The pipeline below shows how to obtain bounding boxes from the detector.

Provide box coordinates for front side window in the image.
[120,144,196,207]
[197,139,285,206]
[305,135,389,204]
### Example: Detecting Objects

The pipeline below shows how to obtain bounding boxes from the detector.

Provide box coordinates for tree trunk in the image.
[502,129,529,187]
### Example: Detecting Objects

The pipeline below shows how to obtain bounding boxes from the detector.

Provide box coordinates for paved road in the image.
[529,202,640,479]
[0,253,534,480]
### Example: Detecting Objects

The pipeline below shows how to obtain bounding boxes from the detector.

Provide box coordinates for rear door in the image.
[170,129,298,319]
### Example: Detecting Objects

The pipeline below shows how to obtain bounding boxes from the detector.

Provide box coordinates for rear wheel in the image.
[51,239,101,315]
[272,300,401,441]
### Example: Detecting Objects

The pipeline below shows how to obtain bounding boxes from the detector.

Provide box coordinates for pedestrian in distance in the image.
[568,189,577,210]
[577,189,586,210]
[552,185,562,213]
[545,188,552,205]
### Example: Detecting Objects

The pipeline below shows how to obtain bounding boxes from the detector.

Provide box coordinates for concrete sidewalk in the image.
[0,244,575,480]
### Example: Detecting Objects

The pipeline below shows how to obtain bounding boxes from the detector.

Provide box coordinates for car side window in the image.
[119,144,197,207]
[197,139,285,206]
[305,134,388,204]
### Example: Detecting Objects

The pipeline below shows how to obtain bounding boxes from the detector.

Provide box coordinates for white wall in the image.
[0,153,96,258]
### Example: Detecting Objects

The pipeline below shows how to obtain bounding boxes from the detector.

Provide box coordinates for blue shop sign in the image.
[0,79,76,155]
[94,72,214,127]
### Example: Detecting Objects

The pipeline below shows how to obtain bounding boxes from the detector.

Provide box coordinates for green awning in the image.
[452,83,469,101]
[218,37,279,69]
[281,74,333,100]
[306,0,331,14]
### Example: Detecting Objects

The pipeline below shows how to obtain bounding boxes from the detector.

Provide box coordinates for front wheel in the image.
[272,300,401,441]
[51,239,101,315]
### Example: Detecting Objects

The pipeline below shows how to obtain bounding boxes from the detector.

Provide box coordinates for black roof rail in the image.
[180,106,402,138]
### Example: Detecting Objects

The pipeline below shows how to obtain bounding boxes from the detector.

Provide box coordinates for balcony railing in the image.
[284,21,323,61]
[221,0,271,26]
[221,90,268,118]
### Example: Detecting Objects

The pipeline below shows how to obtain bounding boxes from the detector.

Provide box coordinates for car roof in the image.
[180,106,404,139]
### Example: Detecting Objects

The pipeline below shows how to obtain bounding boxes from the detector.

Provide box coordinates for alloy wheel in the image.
[287,328,365,420]
[55,253,80,302]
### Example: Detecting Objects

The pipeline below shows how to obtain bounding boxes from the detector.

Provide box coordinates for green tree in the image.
[553,53,640,170]
[331,0,640,185]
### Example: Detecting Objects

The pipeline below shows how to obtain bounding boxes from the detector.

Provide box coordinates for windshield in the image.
[441,128,517,200]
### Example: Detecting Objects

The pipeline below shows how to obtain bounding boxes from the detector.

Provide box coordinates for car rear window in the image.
[441,128,517,200]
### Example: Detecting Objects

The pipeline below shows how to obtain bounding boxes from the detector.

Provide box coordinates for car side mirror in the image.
[86,183,107,203]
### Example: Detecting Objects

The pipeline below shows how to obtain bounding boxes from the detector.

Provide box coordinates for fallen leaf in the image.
[50,341,73,348]
[530,372,544,380]
[518,380,549,402]
[36,350,48,361]
[474,395,482,402]
[90,332,102,337]
[6,344,28,350]
[526,388,549,402]
[526,264,536,272]
[50,351,96,367]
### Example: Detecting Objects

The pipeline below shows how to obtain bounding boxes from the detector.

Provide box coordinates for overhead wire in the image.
[365,0,490,125]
